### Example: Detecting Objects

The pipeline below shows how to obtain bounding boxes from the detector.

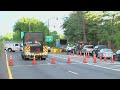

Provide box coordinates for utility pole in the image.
[47,17,58,46]
[47,17,58,36]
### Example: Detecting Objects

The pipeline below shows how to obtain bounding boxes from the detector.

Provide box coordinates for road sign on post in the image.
[21,31,24,39]
[45,36,53,42]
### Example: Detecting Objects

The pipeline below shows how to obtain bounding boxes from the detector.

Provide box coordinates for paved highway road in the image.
[4,51,120,79]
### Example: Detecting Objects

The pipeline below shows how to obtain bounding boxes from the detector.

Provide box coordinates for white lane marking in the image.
[68,71,79,75]
[49,54,120,72]
[11,64,34,68]
[86,63,120,72]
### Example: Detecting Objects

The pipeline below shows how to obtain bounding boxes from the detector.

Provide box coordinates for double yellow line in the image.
[5,50,13,79]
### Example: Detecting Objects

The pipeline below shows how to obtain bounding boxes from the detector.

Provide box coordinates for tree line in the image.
[62,11,120,50]
[2,17,64,47]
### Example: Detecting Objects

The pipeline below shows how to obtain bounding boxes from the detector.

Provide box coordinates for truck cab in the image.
[21,32,48,60]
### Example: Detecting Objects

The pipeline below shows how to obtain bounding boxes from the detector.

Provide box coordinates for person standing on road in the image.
[76,43,82,55]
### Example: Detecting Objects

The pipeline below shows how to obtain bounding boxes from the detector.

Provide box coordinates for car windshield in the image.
[20,43,23,46]
[85,46,94,48]
[68,46,73,47]
[102,49,112,52]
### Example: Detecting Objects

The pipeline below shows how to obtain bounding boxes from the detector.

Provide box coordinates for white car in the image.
[82,45,94,54]
[66,45,74,55]
[4,43,21,52]
[66,45,74,51]
[97,48,113,59]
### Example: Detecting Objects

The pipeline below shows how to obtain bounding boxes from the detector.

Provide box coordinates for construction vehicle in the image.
[56,39,67,49]
[55,39,68,53]
[21,32,48,60]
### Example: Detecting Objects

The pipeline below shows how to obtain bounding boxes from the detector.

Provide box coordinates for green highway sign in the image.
[21,31,24,38]
[45,36,53,42]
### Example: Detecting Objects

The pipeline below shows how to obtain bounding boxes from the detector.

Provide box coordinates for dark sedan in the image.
[113,50,120,61]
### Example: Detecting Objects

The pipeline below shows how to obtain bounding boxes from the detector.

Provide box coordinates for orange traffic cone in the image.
[51,56,55,64]
[100,54,102,60]
[32,55,36,64]
[104,53,106,61]
[83,53,87,63]
[67,56,71,64]
[9,55,13,66]
[110,54,114,63]
[80,51,82,56]
[93,53,96,63]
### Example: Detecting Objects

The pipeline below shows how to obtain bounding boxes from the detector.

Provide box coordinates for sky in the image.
[0,11,71,36]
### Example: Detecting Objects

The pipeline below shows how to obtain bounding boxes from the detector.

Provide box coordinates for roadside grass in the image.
[0,41,2,56]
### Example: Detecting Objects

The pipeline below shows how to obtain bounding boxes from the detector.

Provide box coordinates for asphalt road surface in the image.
[4,51,120,79]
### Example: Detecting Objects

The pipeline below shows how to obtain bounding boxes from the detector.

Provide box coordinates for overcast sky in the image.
[0,11,71,36]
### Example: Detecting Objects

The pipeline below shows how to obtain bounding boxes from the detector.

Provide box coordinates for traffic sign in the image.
[21,31,24,38]
[45,36,53,42]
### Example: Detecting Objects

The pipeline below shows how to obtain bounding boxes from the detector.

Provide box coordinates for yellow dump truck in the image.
[21,32,48,60]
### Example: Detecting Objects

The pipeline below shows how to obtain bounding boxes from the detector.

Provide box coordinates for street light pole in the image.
[47,17,58,36]
[46,17,58,47]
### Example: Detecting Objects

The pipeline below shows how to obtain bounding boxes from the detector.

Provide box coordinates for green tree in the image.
[13,17,49,41]
[62,11,100,45]
[63,11,86,44]
[3,32,12,40]
[62,11,120,49]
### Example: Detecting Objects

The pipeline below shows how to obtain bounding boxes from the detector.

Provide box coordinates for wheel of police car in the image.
[8,48,12,52]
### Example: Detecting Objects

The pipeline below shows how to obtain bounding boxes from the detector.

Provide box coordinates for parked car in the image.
[97,48,113,59]
[113,50,120,61]
[66,45,74,55]
[93,45,107,57]
[81,45,94,54]
[4,42,21,52]
[60,46,66,52]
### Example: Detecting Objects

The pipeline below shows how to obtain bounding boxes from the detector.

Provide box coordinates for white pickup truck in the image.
[4,43,21,52]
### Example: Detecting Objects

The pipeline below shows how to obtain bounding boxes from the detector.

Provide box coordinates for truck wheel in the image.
[8,48,12,52]
[21,55,26,60]
[41,58,46,60]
